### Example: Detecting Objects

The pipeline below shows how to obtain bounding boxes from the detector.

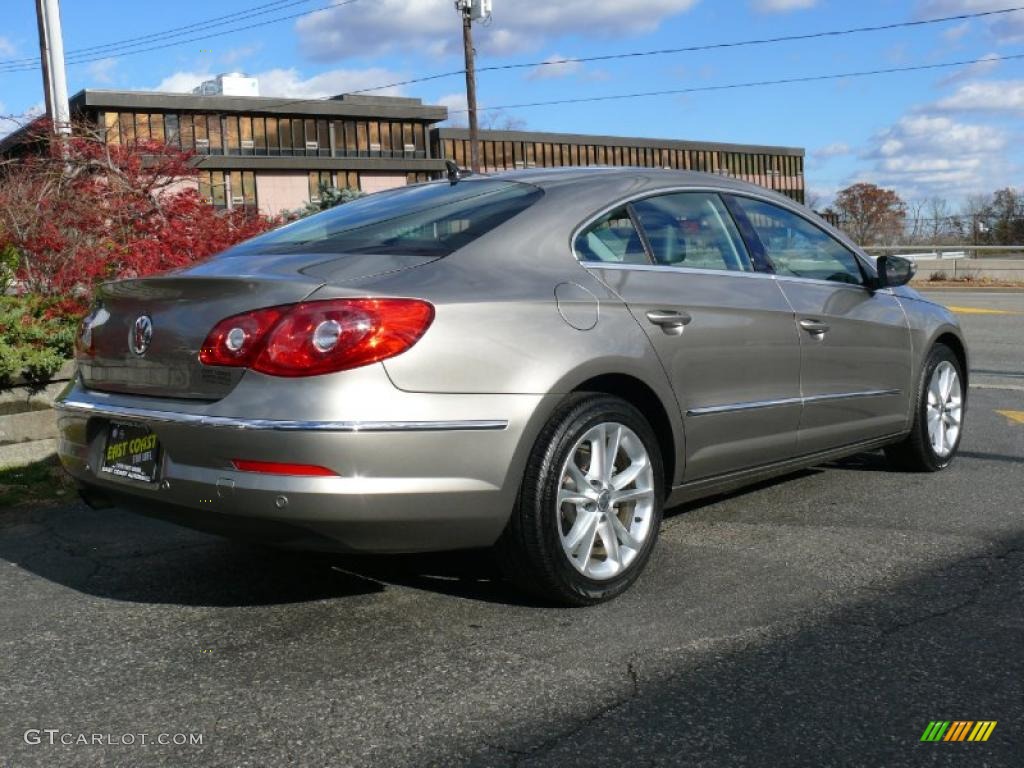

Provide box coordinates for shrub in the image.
[0,295,80,392]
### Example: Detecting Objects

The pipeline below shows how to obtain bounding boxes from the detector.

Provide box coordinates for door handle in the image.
[646,309,692,335]
[798,318,830,335]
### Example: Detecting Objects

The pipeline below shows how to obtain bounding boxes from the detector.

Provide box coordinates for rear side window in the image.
[575,208,649,264]
[726,196,864,285]
[234,179,543,257]
[631,192,753,272]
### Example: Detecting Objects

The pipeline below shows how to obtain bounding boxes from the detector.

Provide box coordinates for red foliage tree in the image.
[0,121,275,314]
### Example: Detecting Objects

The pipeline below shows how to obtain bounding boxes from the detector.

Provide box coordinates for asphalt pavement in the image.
[1,289,1022,768]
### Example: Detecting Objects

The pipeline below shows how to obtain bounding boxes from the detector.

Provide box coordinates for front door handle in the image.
[646,309,692,335]
[798,318,830,336]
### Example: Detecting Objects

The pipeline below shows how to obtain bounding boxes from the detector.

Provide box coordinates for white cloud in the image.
[148,67,406,98]
[0,102,44,141]
[0,37,15,57]
[254,67,406,98]
[858,112,1008,197]
[812,142,851,160]
[527,54,583,81]
[934,78,1024,110]
[751,0,817,12]
[943,21,971,41]
[87,57,118,85]
[916,1,1024,43]
[937,52,999,85]
[294,0,699,60]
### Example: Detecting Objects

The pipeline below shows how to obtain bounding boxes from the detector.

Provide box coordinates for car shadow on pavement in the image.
[0,503,385,607]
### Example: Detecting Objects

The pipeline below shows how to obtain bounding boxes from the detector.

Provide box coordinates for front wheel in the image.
[885,343,965,472]
[495,394,664,606]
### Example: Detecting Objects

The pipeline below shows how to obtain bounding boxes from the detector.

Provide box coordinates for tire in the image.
[495,393,665,606]
[885,343,965,472]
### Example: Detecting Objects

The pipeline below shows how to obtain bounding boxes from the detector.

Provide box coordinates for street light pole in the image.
[457,1,481,173]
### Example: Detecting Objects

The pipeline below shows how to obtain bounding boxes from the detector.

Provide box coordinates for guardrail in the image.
[864,245,1024,258]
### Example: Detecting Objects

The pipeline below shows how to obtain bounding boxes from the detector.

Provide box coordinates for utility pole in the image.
[35,0,71,137]
[456,0,490,173]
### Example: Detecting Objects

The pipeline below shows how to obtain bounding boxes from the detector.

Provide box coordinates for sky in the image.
[1,0,1024,206]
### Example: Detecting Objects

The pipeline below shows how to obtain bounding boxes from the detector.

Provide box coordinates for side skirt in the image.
[665,432,907,508]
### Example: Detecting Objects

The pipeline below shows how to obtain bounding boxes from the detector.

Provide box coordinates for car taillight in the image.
[199,298,434,377]
[199,306,288,368]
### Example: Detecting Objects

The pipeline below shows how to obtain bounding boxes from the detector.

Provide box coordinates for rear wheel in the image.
[496,394,664,606]
[885,344,965,472]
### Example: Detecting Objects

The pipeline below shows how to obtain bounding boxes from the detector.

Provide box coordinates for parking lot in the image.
[1,289,1021,767]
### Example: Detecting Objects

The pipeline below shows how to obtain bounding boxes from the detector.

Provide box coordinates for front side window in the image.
[574,208,648,264]
[230,179,543,257]
[631,192,753,272]
[727,196,864,285]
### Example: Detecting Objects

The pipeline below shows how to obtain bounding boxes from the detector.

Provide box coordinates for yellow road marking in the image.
[946,305,1019,315]
[996,409,1024,425]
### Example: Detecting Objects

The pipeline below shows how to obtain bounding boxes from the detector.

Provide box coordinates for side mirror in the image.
[874,255,916,289]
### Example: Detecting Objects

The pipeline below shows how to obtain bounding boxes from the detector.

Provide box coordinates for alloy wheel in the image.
[926,360,962,458]
[556,421,656,580]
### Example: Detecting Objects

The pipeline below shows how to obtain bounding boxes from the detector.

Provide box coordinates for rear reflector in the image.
[232,459,337,477]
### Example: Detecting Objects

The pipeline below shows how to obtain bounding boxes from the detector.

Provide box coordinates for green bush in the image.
[0,295,80,392]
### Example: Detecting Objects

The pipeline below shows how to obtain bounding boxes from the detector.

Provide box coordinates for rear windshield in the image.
[232,179,543,257]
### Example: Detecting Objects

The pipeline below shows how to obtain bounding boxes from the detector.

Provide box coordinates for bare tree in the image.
[832,183,907,246]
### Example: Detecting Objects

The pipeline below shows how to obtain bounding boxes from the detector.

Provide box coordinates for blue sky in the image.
[2,0,1023,205]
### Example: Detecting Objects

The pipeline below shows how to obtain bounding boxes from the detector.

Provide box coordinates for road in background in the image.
[0,292,1021,767]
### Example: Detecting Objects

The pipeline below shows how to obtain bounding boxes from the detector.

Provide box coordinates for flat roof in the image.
[70,89,449,122]
[433,126,804,157]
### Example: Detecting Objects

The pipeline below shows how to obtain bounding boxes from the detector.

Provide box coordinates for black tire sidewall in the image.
[533,396,664,603]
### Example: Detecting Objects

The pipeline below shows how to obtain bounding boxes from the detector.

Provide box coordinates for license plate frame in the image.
[100,422,161,483]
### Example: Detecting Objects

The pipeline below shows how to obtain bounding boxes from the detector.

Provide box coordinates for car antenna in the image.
[446,159,474,184]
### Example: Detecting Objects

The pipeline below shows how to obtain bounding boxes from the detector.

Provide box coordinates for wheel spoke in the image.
[613,487,654,505]
[564,514,599,566]
[588,425,606,481]
[609,513,641,550]
[941,367,955,400]
[558,488,589,507]
[598,519,621,567]
[611,457,648,491]
[604,424,622,484]
[566,459,589,490]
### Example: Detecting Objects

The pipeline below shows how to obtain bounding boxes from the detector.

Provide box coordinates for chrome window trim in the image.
[570,183,877,283]
[585,262,776,281]
[687,389,902,417]
[55,399,508,432]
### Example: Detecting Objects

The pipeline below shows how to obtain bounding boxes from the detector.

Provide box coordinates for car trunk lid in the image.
[80,275,322,400]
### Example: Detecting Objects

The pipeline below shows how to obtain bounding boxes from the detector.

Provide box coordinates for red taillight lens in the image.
[199,298,434,377]
[199,306,288,367]
[232,459,337,476]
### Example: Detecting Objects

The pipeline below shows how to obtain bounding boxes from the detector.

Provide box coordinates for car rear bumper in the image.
[55,372,555,553]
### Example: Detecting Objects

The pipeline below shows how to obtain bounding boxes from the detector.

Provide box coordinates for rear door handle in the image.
[798,318,830,335]
[646,309,692,335]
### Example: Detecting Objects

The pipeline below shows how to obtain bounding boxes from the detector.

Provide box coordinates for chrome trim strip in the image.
[687,389,901,417]
[584,262,775,281]
[688,396,803,416]
[55,399,508,432]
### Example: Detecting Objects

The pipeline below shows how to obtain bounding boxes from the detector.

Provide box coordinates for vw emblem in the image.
[130,315,153,356]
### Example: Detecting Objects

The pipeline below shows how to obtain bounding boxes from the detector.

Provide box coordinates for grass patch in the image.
[0,455,76,508]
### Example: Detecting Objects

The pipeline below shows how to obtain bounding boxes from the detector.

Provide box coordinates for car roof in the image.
[473,166,803,208]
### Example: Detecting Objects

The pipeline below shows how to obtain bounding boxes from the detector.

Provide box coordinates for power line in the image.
[343,4,1024,95]
[0,0,311,66]
[445,52,1024,114]
[0,1,356,74]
